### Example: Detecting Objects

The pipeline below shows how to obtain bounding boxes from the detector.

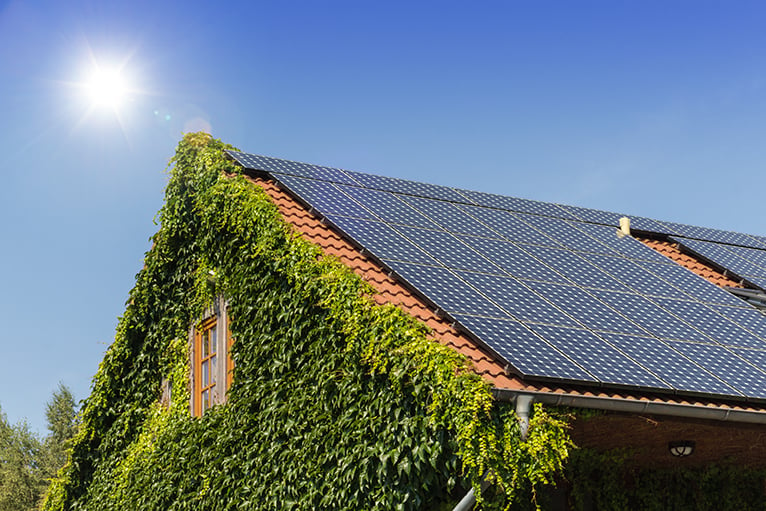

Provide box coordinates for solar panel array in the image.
[227,150,766,401]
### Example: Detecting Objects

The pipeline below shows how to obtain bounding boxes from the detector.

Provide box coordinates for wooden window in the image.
[194,318,218,416]
[191,299,235,417]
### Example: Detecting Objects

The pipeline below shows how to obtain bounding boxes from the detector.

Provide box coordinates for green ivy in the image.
[566,447,766,510]
[42,133,572,510]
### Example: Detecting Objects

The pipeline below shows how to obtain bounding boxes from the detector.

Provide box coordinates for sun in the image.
[85,65,130,111]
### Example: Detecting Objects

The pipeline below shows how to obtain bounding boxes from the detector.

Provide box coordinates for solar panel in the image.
[635,260,746,307]
[524,281,652,335]
[599,333,741,396]
[453,314,597,381]
[455,237,573,284]
[399,195,498,237]
[581,253,687,298]
[458,206,561,246]
[230,150,766,402]
[653,298,766,349]
[324,215,438,265]
[679,238,765,277]
[456,189,578,219]
[272,174,374,219]
[573,222,673,263]
[555,204,624,226]
[228,150,360,185]
[527,325,671,388]
[344,170,472,202]
[664,221,765,248]
[521,246,634,292]
[593,291,711,342]
[519,215,619,255]
[668,341,766,399]
[712,305,766,340]
[384,261,506,317]
[339,187,439,229]
[393,226,496,273]
[456,272,580,327]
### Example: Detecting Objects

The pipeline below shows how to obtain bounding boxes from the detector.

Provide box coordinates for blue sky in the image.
[2,0,766,433]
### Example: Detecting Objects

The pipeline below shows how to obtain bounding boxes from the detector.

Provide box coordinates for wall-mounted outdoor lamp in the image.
[668,440,695,457]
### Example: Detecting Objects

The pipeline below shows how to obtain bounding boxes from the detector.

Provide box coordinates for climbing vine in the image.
[43,133,572,510]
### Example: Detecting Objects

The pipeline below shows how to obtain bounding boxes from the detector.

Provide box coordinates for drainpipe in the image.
[516,394,534,440]
[452,395,534,511]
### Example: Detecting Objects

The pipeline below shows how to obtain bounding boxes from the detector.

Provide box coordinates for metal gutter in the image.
[492,389,766,424]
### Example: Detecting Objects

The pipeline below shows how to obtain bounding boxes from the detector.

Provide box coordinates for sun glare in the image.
[86,66,129,110]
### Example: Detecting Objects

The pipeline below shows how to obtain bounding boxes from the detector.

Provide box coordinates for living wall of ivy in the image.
[42,133,572,511]
[565,447,766,510]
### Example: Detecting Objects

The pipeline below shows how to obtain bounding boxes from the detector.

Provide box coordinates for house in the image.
[46,134,766,510]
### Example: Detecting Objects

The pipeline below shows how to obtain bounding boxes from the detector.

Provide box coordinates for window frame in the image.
[190,298,234,416]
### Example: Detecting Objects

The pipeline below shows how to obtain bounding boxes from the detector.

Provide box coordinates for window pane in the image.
[202,360,209,387]
[211,355,217,384]
[202,330,209,357]
[202,390,209,413]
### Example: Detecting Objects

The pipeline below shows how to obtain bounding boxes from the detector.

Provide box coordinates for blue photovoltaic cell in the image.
[728,246,766,269]
[712,305,766,341]
[456,271,580,327]
[383,262,506,317]
[272,175,374,219]
[630,216,678,234]
[393,226,495,273]
[668,341,766,399]
[399,195,498,237]
[453,315,597,381]
[339,186,439,229]
[732,348,766,373]
[599,333,741,396]
[528,325,670,388]
[653,298,766,349]
[581,253,686,298]
[325,215,437,265]
[519,215,619,255]
[664,221,764,248]
[458,205,560,246]
[593,291,711,342]
[680,239,766,277]
[746,277,766,290]
[228,151,360,185]
[555,204,624,226]
[522,245,633,292]
[573,223,673,263]
[524,281,651,335]
[457,189,579,219]
[635,260,746,307]
[456,237,573,283]
[344,170,471,202]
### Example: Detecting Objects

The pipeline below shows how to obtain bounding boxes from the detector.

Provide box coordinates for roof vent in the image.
[617,216,631,238]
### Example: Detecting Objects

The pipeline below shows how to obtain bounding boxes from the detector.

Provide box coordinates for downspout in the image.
[452,395,534,511]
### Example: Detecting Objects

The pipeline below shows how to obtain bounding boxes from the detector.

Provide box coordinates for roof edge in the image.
[493,388,766,425]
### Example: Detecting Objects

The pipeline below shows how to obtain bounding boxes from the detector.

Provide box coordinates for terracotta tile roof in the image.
[243,173,766,420]
[640,237,744,289]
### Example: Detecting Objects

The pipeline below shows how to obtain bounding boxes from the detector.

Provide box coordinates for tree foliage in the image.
[0,385,78,511]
